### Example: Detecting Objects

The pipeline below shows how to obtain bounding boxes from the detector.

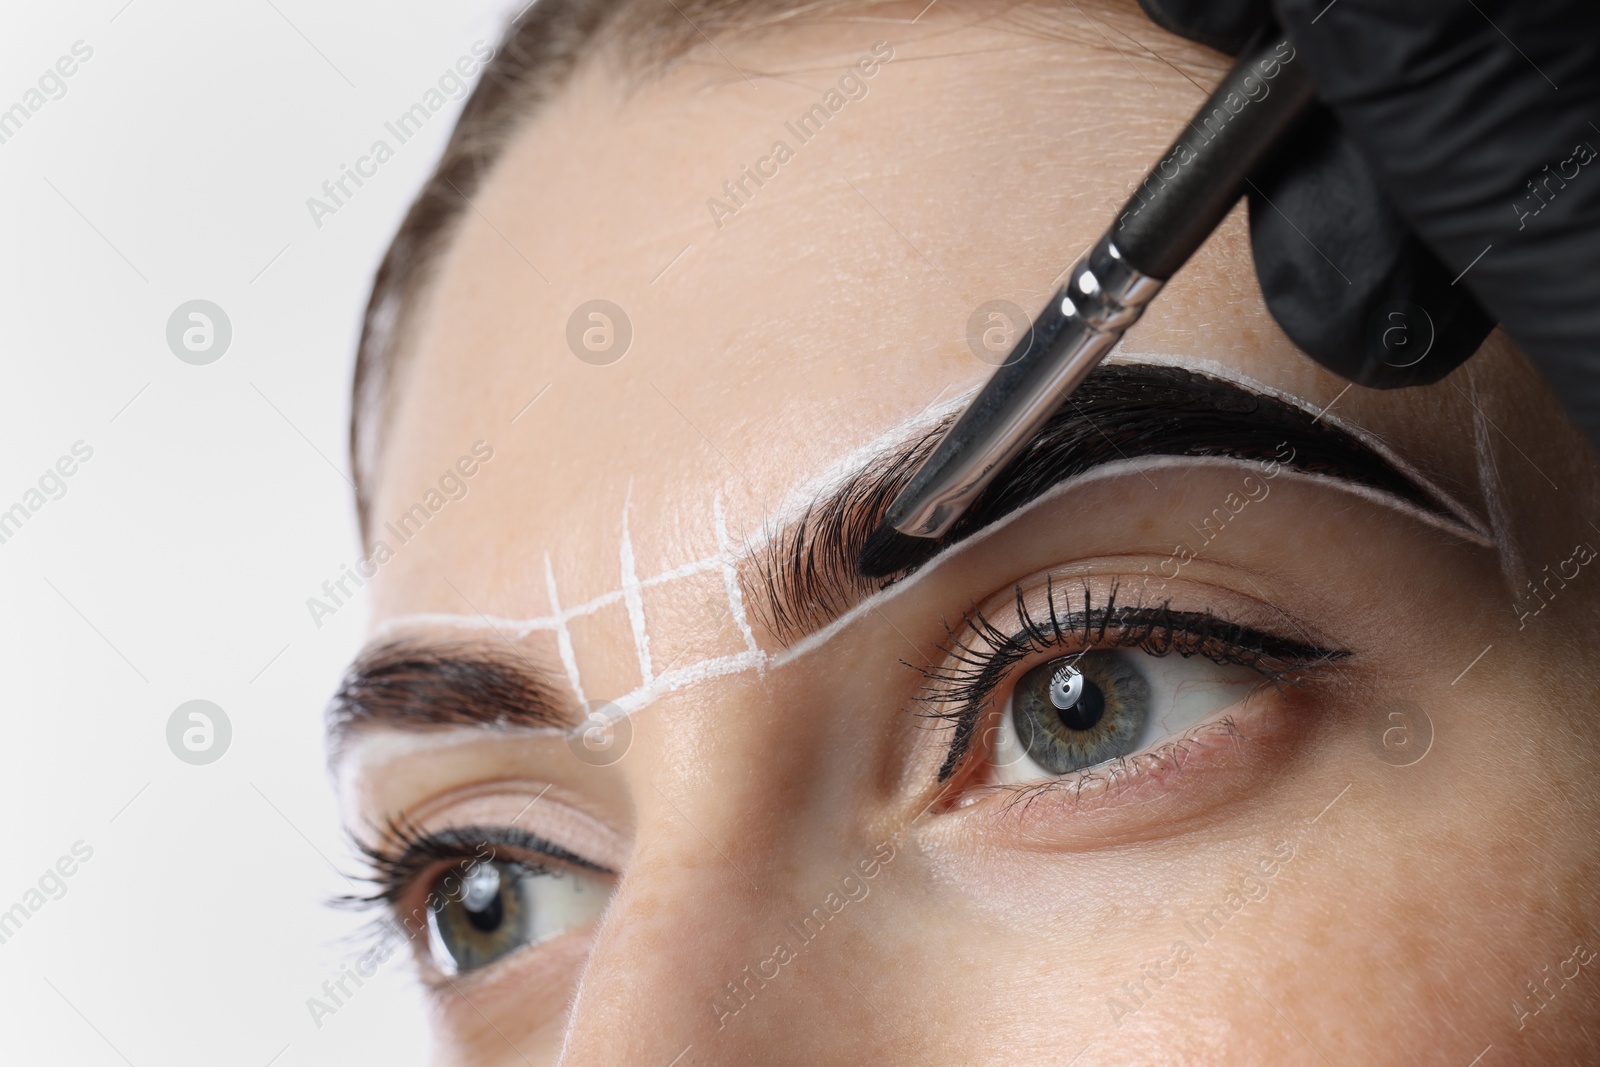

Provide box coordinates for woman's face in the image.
[334,4,1600,1063]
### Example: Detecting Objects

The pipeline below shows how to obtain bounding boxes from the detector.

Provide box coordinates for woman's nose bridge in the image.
[556,776,916,1066]
[554,821,786,1063]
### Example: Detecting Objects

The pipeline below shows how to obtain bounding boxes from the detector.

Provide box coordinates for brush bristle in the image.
[856,522,935,579]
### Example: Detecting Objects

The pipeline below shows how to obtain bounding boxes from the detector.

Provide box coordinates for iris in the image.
[1010,653,1151,774]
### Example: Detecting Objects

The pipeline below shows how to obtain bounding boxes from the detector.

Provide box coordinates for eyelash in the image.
[916,578,1347,782]
[338,818,607,916]
[335,588,1338,931]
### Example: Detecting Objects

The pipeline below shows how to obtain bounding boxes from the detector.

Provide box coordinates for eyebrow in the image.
[744,363,1482,643]
[329,364,1478,744]
[326,640,572,756]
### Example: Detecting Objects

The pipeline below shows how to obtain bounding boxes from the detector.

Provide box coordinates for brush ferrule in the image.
[1062,237,1164,331]
[888,235,1162,540]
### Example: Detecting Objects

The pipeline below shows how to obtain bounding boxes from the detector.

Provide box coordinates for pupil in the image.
[1055,678,1105,732]
[461,864,506,933]
[466,889,505,932]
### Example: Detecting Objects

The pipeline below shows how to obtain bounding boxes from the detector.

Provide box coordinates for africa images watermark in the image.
[307,841,496,1029]
[305,41,495,230]
[0,40,94,147]
[0,840,95,948]
[1136,440,1295,592]
[1511,940,1595,1032]
[1107,839,1297,1028]
[306,441,495,629]
[0,440,95,548]
[1511,136,1597,231]
[709,836,899,1030]
[1117,37,1297,235]
[1513,538,1595,630]
[704,41,895,230]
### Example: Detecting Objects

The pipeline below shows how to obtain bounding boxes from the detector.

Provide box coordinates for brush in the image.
[857,29,1316,579]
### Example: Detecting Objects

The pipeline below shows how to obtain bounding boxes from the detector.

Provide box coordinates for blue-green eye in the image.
[1002,653,1149,775]
[427,859,608,974]
[993,649,1262,782]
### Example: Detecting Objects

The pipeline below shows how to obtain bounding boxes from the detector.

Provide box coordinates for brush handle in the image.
[1114,31,1315,279]
[881,32,1315,541]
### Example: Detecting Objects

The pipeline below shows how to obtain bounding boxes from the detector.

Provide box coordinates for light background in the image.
[0,1,518,1062]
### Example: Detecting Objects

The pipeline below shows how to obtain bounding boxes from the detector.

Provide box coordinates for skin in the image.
[337,1,1600,1063]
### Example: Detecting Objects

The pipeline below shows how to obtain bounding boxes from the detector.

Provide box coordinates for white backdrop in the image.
[0,2,517,1062]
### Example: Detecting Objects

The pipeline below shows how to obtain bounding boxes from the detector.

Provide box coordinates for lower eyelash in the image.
[915,578,1346,781]
[966,714,1252,815]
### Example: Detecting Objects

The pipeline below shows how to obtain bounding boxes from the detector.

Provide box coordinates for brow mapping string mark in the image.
[1117,351,1494,542]
[544,553,587,706]
[715,492,764,662]
[379,558,727,640]
[1467,381,1528,596]
[620,488,654,687]
[612,650,770,717]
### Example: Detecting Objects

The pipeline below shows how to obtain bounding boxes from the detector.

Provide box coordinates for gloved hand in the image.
[1137,0,1600,444]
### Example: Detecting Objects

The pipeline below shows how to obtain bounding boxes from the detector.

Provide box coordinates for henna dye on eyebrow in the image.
[750,364,1465,640]
[959,364,1449,538]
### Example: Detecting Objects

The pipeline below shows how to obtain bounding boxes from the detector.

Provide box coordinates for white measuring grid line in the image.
[544,552,587,706]
[715,492,763,662]
[382,493,788,719]
[386,556,727,642]
[619,490,654,686]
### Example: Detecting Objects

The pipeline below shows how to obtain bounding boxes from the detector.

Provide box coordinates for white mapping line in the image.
[376,357,1503,715]
[643,556,725,585]
[612,649,768,717]
[544,553,587,706]
[1111,350,1495,542]
[1018,453,1496,548]
[748,386,976,557]
[1468,370,1527,594]
[373,611,559,641]
[619,490,654,686]
[373,559,726,641]
[771,448,1500,671]
[715,492,762,660]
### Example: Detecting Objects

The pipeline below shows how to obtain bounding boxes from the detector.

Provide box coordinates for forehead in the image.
[366,5,1488,632]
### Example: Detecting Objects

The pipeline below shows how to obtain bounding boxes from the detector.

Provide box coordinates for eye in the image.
[427,859,608,974]
[990,648,1263,784]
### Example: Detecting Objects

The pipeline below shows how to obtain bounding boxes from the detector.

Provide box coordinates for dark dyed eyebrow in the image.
[743,363,1480,642]
[326,640,574,757]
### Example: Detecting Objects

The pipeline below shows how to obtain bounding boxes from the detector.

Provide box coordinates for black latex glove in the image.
[1137,0,1600,445]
